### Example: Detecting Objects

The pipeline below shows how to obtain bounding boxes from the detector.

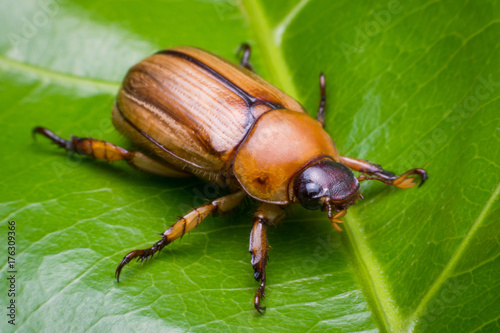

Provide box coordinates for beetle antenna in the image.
[322,197,333,218]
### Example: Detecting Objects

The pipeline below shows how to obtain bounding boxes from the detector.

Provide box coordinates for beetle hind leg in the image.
[32,126,191,177]
[115,190,246,281]
[340,156,428,188]
[249,203,285,313]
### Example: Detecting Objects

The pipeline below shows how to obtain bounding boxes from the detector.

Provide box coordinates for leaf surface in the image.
[1,0,499,332]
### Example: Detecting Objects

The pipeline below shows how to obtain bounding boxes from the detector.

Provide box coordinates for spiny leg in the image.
[249,203,285,313]
[238,43,254,71]
[116,190,246,281]
[340,156,428,188]
[33,126,191,177]
[316,73,327,127]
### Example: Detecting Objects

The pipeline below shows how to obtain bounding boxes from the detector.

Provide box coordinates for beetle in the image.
[33,44,427,313]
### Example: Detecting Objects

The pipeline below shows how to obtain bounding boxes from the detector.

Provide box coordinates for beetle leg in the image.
[316,73,327,127]
[250,203,285,313]
[238,43,254,71]
[33,126,191,177]
[340,156,428,188]
[115,190,246,281]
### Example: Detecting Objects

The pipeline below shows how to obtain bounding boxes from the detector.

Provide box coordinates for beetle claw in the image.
[254,287,267,314]
[388,168,428,189]
[255,304,267,314]
[115,237,170,282]
[115,254,134,282]
[416,168,429,187]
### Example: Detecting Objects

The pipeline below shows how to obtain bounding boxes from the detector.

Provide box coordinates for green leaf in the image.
[1,0,499,331]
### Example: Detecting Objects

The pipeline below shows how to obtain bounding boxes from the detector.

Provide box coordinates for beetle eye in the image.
[296,182,323,210]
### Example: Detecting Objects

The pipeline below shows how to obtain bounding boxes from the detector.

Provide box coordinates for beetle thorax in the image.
[232,109,340,204]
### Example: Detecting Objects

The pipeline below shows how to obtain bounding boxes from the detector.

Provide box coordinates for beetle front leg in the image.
[238,43,254,71]
[340,156,428,188]
[116,190,246,281]
[250,203,285,313]
[33,127,191,177]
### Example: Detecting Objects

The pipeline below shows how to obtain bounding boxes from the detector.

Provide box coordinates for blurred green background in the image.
[1,0,499,332]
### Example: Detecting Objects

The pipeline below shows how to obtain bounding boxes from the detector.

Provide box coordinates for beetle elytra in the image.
[34,44,428,313]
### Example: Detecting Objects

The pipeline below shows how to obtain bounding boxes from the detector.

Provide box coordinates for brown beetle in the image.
[34,44,427,313]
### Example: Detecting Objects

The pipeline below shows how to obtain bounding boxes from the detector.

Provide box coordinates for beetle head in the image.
[293,159,360,211]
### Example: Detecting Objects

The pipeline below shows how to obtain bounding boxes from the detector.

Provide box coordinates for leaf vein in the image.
[404,183,500,329]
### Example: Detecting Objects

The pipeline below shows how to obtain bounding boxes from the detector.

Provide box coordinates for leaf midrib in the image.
[0,54,119,93]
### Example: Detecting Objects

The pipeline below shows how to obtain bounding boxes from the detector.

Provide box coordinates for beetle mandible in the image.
[34,44,428,313]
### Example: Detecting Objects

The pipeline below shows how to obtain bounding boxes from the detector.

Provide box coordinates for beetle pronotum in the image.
[34,44,427,313]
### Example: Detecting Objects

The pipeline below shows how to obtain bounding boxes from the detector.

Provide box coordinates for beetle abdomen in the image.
[113,47,307,175]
